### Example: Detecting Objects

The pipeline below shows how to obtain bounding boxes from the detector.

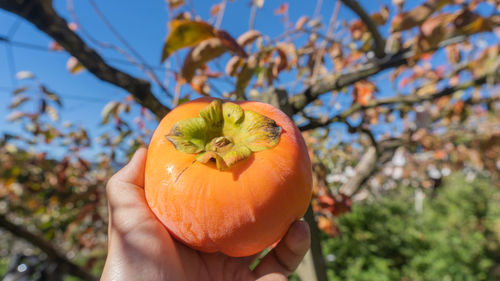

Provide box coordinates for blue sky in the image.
[0,0,477,158]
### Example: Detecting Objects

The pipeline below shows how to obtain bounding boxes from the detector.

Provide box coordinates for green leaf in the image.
[161,20,216,62]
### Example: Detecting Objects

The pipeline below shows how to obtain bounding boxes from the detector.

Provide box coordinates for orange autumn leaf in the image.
[353,80,377,106]
[274,3,288,15]
[210,3,222,17]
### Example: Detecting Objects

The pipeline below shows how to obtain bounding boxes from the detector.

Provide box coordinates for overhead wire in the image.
[0,35,173,72]
[0,86,110,103]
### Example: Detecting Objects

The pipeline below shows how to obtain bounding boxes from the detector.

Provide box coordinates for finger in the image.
[106,147,150,219]
[256,273,288,281]
[253,221,310,278]
[110,147,147,187]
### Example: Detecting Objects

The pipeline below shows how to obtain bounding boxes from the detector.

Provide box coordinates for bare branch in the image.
[341,136,407,196]
[340,0,385,58]
[0,213,98,281]
[0,0,170,119]
[313,0,323,19]
[299,73,493,131]
[339,146,377,195]
[344,120,379,152]
[338,93,500,197]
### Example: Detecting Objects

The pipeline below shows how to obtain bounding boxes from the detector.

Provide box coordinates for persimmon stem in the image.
[213,136,231,148]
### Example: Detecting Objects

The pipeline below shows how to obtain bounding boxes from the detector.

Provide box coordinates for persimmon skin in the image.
[145,97,312,257]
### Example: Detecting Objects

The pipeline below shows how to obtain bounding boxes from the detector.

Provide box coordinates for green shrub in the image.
[322,173,500,281]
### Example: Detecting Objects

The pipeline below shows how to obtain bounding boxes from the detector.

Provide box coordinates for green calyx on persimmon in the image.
[166,99,282,170]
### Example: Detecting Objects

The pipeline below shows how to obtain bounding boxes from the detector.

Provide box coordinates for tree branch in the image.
[338,92,500,197]
[340,137,406,196]
[339,146,377,195]
[290,48,410,114]
[0,213,97,281]
[289,35,472,114]
[0,0,170,119]
[299,73,492,131]
[340,0,385,58]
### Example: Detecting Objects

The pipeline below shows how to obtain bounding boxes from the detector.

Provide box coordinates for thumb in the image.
[106,147,148,210]
[110,147,147,187]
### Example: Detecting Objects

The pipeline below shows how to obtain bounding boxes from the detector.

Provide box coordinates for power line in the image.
[5,44,17,87]
[0,86,110,103]
[0,35,172,72]
[7,18,22,38]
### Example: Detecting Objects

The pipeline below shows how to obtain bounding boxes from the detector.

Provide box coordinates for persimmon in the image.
[145,97,312,257]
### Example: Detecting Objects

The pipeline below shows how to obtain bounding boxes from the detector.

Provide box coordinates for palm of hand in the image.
[101,148,310,281]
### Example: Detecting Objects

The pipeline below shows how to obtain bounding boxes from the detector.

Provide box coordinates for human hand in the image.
[101,148,310,281]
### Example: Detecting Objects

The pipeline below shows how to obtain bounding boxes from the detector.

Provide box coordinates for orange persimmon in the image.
[145,97,312,257]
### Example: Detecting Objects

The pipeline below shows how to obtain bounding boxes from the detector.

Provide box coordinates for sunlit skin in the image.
[101,148,311,281]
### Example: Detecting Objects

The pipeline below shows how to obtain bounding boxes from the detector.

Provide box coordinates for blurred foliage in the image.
[322,173,500,281]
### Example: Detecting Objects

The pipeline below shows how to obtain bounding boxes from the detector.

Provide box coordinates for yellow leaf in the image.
[371,5,389,26]
[167,0,184,9]
[66,57,85,74]
[460,16,492,35]
[161,20,216,62]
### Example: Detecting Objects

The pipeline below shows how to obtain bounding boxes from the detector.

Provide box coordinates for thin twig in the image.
[340,0,385,58]
[249,1,257,30]
[1,0,170,119]
[299,73,494,131]
[85,0,173,98]
[6,44,17,87]
[214,0,228,29]
[289,34,472,113]
[313,0,323,19]
[312,0,341,77]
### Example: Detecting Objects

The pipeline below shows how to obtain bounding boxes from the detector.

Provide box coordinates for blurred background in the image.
[0,0,499,280]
